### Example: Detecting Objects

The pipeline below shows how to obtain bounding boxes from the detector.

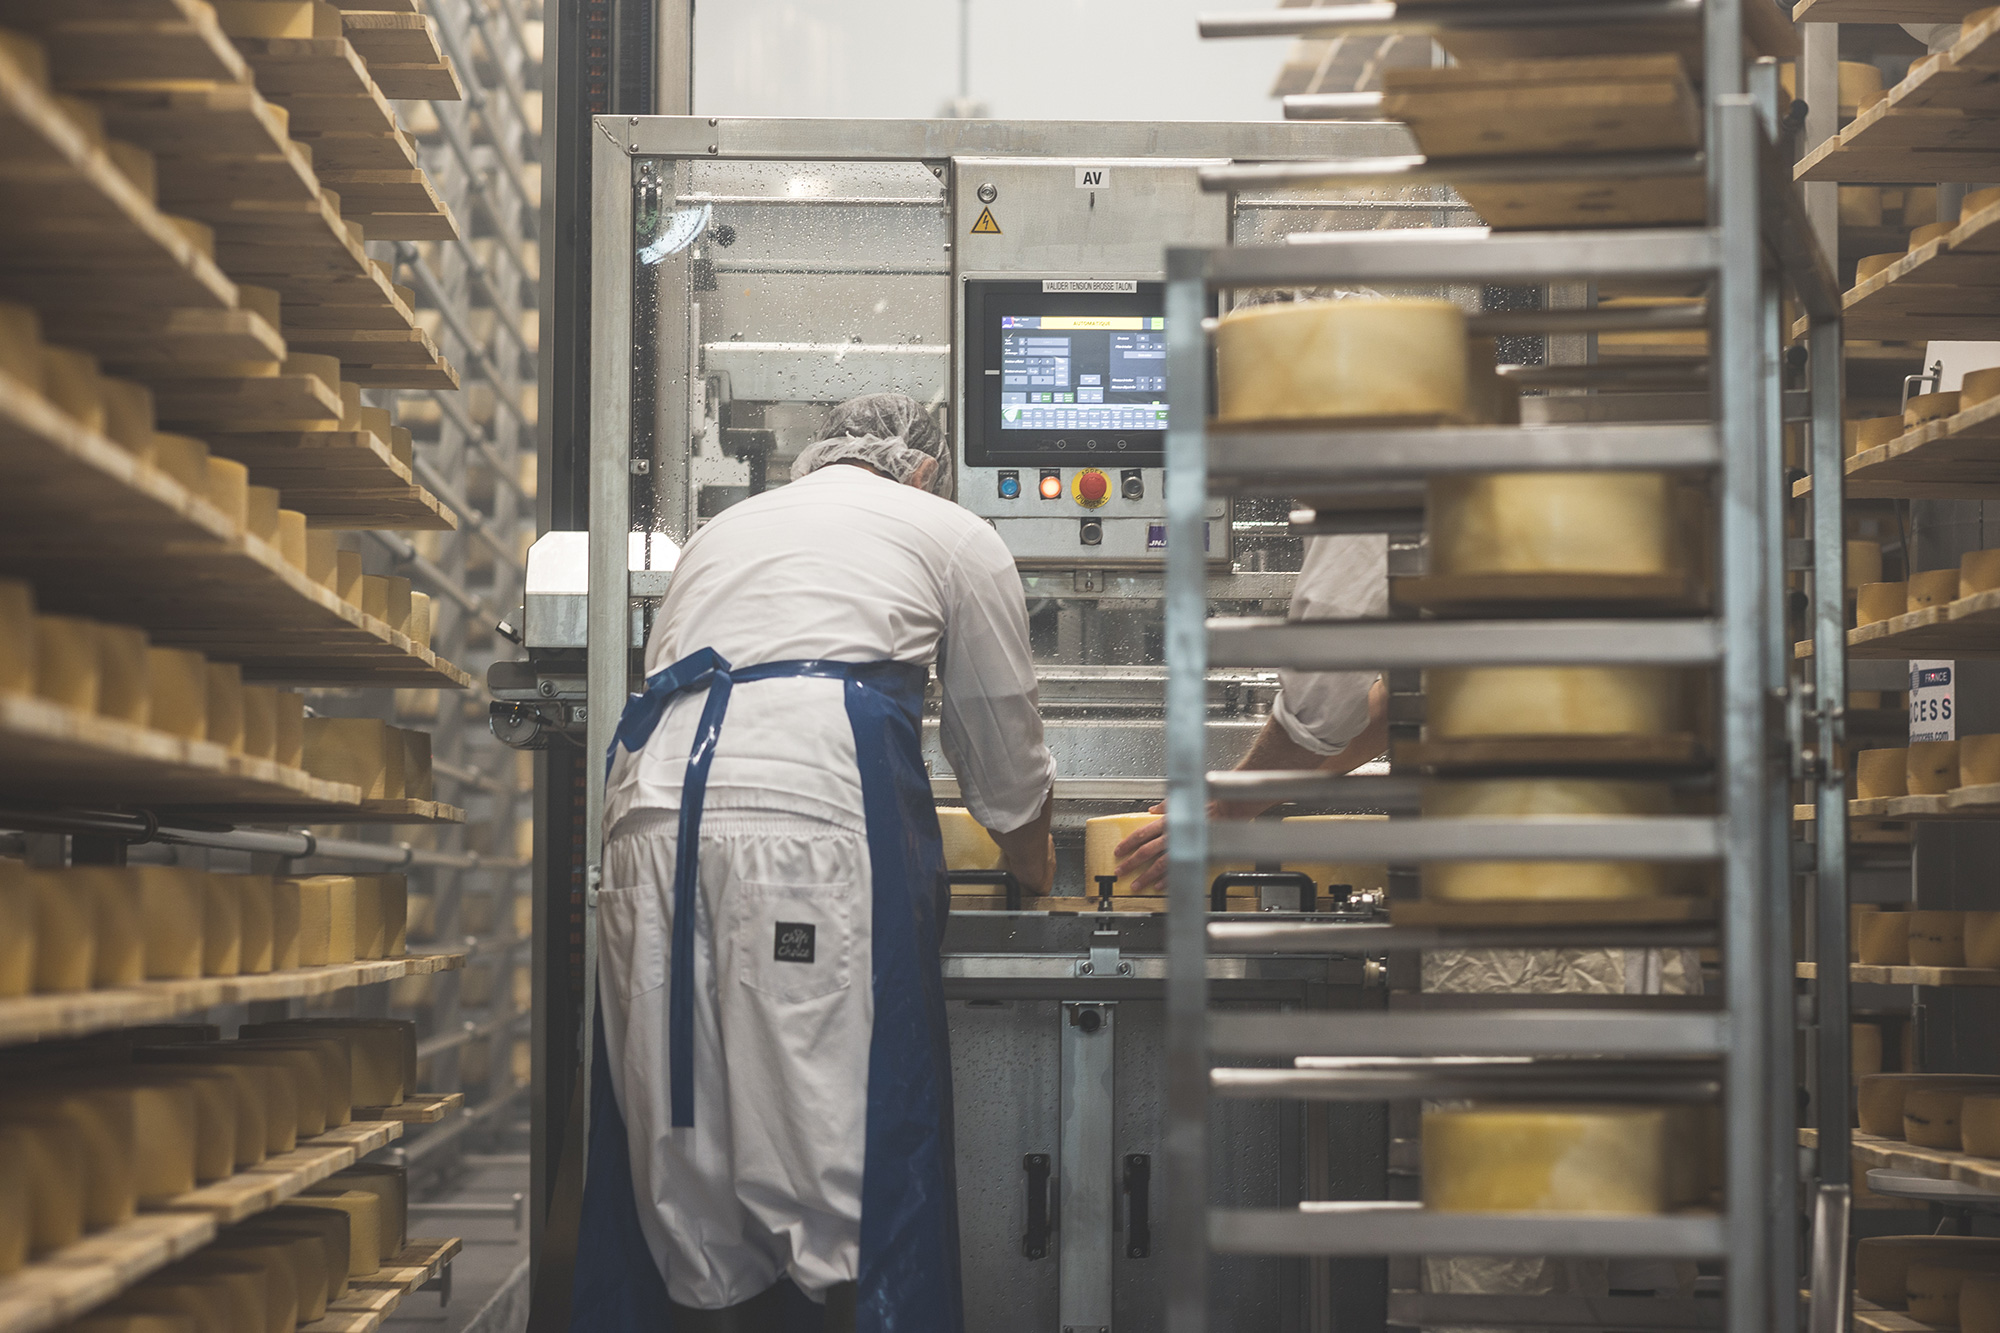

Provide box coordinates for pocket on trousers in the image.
[596,884,666,999]
[730,880,855,1004]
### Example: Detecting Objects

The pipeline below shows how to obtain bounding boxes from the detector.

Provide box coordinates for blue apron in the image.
[572,649,963,1333]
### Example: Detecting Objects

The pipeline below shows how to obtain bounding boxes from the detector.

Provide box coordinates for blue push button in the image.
[997,470,1021,499]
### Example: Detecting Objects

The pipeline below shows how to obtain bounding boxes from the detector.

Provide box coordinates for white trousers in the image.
[598,811,875,1308]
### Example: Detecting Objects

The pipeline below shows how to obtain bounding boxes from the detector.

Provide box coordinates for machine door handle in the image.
[1124,1153,1152,1259]
[1023,1153,1053,1259]
[1210,870,1316,913]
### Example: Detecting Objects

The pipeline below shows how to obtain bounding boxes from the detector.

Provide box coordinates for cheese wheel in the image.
[1909,739,1960,794]
[1840,59,1886,107]
[1968,184,2000,217]
[1963,550,2000,596]
[1857,748,1909,798]
[276,509,307,570]
[269,878,303,970]
[358,574,391,623]
[408,592,432,649]
[1910,222,1952,250]
[140,432,210,493]
[326,1164,407,1260]
[937,808,1004,872]
[1855,1021,1885,1077]
[1860,1075,2000,1139]
[290,876,358,965]
[1966,911,2000,969]
[1849,541,1886,588]
[255,1204,352,1303]
[95,623,151,725]
[1857,253,1901,283]
[1960,1096,2000,1158]
[1909,569,1961,610]
[41,344,106,432]
[109,1268,255,1333]
[1213,298,1468,424]
[334,549,363,605]
[302,718,401,800]
[1858,911,1911,965]
[383,576,413,634]
[376,875,407,957]
[175,1252,288,1333]
[1912,1258,2000,1326]
[1840,186,1884,227]
[1079,813,1251,898]
[245,485,282,544]
[0,863,31,997]
[80,1077,198,1204]
[0,1116,87,1254]
[351,875,391,961]
[1422,1104,1686,1213]
[289,1193,382,1275]
[142,1067,240,1184]
[29,870,95,992]
[206,661,245,753]
[0,300,41,392]
[1858,416,1905,451]
[202,873,244,977]
[0,1087,137,1228]
[0,579,33,695]
[1909,909,1967,967]
[214,1231,328,1323]
[1425,666,1686,738]
[234,875,275,975]
[1907,1081,1984,1149]
[1965,368,2000,408]
[35,614,101,712]
[212,0,346,38]
[0,1124,29,1274]
[1857,582,1908,626]
[74,868,145,986]
[238,685,279,761]
[98,376,154,453]
[204,456,250,528]
[1421,779,1681,901]
[398,727,431,800]
[273,692,305,769]
[1279,815,1389,901]
[1429,473,1681,577]
[1908,391,1962,426]
[305,530,341,590]
[146,647,208,740]
[245,1020,411,1108]
[1961,1274,2000,1333]
[210,1045,330,1137]
[135,866,207,980]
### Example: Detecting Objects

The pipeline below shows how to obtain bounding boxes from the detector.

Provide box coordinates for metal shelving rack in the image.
[1160,0,1848,1327]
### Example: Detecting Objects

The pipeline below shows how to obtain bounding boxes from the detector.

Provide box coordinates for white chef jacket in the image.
[603,464,1055,838]
[1270,533,1389,753]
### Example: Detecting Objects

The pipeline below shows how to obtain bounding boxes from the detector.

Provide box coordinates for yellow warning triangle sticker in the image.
[970,207,1002,235]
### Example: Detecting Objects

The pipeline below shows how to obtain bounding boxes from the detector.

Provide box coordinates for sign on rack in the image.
[1910,660,1955,743]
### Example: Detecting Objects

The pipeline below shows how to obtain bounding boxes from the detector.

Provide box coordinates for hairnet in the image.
[791,393,953,497]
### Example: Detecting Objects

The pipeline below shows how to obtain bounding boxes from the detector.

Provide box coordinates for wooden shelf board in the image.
[202,429,456,531]
[1797,960,2000,985]
[334,12,445,71]
[0,34,238,314]
[0,693,363,811]
[1797,17,2000,185]
[1855,1301,1936,1333]
[166,1118,405,1224]
[291,127,419,174]
[1839,584,2000,658]
[152,370,346,431]
[41,306,287,371]
[0,1213,216,1333]
[363,1238,461,1296]
[1391,570,1707,616]
[1395,732,1710,774]
[1389,898,1715,926]
[0,0,252,90]
[0,952,463,1046]
[1796,0,1989,22]
[351,1092,463,1124]
[0,373,470,688]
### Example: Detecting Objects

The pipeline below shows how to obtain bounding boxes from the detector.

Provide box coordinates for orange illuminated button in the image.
[1039,472,1063,499]
[1074,469,1109,508]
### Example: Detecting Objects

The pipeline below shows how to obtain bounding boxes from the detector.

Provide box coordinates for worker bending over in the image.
[574,393,1056,1333]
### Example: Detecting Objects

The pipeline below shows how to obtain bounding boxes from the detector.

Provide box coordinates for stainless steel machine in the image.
[526,116,1456,1331]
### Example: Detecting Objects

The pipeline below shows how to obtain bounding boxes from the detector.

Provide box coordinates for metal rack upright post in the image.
[1160,1,1847,1328]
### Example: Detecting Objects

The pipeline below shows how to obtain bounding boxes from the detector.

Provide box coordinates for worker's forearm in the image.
[991,790,1056,895]
[1220,696,1389,821]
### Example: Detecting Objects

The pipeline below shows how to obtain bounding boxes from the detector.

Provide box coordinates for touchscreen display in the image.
[998,315,1167,433]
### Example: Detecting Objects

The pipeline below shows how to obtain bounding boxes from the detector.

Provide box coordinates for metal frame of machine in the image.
[1154,2,1849,1330]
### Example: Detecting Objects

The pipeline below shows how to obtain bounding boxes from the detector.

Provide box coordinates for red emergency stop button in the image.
[1074,468,1110,509]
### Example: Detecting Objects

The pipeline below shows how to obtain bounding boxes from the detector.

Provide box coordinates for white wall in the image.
[693,0,1290,122]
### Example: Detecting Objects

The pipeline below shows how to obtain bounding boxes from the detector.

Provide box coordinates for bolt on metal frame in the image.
[1160,1,1845,1328]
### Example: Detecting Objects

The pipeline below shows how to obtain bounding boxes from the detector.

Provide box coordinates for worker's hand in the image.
[1004,834,1057,900]
[1112,803,1169,895]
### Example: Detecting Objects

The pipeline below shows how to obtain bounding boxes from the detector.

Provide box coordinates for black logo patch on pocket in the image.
[774,922,816,964]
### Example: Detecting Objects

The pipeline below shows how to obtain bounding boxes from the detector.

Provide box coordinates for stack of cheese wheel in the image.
[1907,910,1968,966]
[1081,813,1254,907]
[1424,666,1692,745]
[1968,908,2000,969]
[1909,740,1960,795]
[1422,1103,1716,1213]
[1213,298,1470,426]
[1857,908,1911,965]
[241,1019,418,1110]
[277,876,410,964]
[1420,779,1689,902]
[1856,1236,2000,1314]
[1849,416,1903,459]
[1858,1073,2000,1144]
[938,807,1005,876]
[1907,389,1961,429]
[1959,1094,2000,1158]
[1279,814,1389,904]
[1965,547,2000,600]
